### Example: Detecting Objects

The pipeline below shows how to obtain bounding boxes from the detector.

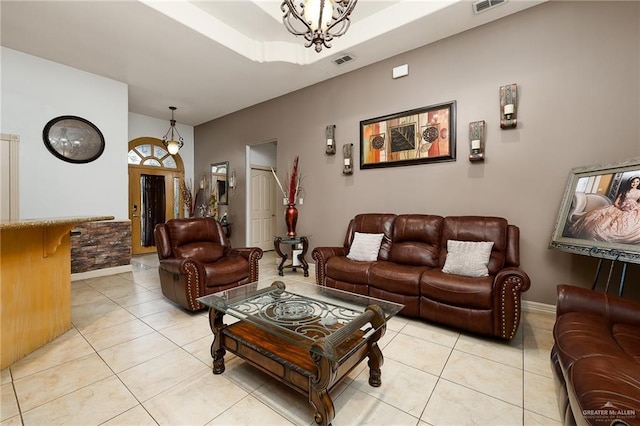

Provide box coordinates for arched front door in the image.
[128,137,185,255]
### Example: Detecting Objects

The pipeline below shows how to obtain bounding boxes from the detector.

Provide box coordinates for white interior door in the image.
[0,134,19,220]
[250,168,277,251]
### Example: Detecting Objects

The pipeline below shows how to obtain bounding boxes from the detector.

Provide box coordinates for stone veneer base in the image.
[71,220,132,274]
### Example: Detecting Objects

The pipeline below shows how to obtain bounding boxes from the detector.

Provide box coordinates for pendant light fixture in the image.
[162,106,184,155]
[281,0,358,53]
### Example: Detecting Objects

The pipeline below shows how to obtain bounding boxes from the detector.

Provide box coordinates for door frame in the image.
[249,166,278,251]
[128,137,185,255]
[245,141,278,247]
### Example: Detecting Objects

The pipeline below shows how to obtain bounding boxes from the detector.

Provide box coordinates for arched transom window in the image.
[128,143,177,168]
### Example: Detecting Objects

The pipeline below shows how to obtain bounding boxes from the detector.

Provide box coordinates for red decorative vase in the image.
[285,204,298,237]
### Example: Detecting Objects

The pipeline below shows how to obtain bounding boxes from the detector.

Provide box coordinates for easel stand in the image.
[591,257,628,297]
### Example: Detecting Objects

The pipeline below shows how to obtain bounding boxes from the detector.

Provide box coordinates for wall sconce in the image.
[325,125,336,155]
[228,169,237,193]
[469,120,486,162]
[343,143,354,175]
[500,83,518,129]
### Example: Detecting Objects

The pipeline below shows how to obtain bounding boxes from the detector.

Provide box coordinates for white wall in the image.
[1,47,129,220]
[128,112,194,186]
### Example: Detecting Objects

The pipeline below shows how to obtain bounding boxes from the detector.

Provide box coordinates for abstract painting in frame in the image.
[360,101,456,169]
[549,156,640,264]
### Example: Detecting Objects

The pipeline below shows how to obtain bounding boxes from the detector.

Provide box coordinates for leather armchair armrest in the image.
[312,246,348,286]
[492,266,532,339]
[556,284,640,325]
[159,258,208,309]
[228,247,264,282]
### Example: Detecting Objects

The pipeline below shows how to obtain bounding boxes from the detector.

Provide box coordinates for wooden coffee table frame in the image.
[207,302,387,426]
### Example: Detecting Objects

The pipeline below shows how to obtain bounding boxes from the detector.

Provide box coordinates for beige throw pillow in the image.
[347,232,385,262]
[442,240,494,277]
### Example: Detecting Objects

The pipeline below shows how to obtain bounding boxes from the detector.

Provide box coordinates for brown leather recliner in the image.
[154,217,263,311]
[551,285,640,426]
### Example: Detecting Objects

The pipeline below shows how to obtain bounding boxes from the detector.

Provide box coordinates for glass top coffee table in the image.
[198,280,403,426]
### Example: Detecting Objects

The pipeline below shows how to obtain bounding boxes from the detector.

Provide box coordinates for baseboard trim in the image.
[71,265,133,281]
[522,300,555,315]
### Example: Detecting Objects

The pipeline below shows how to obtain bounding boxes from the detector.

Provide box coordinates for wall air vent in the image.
[333,54,355,66]
[473,0,506,14]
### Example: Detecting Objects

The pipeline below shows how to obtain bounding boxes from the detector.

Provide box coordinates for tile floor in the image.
[1,252,561,426]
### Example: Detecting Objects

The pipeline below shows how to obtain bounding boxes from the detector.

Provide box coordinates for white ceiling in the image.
[0,0,544,126]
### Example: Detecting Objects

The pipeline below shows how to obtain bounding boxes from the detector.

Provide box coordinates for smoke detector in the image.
[473,0,507,14]
[332,54,355,66]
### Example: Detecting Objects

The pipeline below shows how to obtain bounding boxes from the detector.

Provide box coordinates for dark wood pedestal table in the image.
[198,281,404,426]
[273,235,309,277]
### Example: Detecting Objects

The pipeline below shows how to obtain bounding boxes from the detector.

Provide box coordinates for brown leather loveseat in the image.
[155,217,263,311]
[551,285,640,425]
[312,213,530,339]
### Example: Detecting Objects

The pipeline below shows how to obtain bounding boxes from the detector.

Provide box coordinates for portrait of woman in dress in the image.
[568,175,640,243]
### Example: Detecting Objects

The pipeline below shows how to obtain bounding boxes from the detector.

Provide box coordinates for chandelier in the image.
[162,106,184,155]
[281,0,358,53]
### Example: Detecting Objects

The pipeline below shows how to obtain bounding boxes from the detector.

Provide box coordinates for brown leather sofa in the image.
[312,213,530,339]
[551,285,640,426]
[154,217,263,311]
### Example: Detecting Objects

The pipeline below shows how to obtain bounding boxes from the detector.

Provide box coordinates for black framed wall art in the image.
[360,101,456,169]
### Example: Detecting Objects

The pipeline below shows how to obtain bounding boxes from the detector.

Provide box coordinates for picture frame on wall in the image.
[549,156,640,264]
[360,100,456,169]
[42,115,105,164]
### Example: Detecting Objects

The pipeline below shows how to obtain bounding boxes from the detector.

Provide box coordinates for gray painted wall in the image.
[195,1,640,305]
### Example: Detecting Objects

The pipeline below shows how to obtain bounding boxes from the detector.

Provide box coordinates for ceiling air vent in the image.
[473,0,506,14]
[333,54,355,66]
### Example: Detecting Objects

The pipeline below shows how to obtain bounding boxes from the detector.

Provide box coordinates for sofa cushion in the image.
[613,323,640,363]
[442,240,494,277]
[174,242,225,263]
[389,214,442,267]
[326,256,373,285]
[347,214,396,261]
[440,216,507,274]
[553,312,628,371]
[420,269,494,309]
[204,256,249,286]
[166,217,222,246]
[368,261,425,296]
[347,232,384,262]
[569,354,640,425]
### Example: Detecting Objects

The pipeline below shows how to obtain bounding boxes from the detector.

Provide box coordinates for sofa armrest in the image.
[492,267,532,339]
[556,284,640,326]
[228,247,264,282]
[312,246,348,286]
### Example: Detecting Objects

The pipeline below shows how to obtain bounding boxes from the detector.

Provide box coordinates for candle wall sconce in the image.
[469,120,486,162]
[228,169,237,193]
[326,125,336,155]
[500,83,518,129]
[342,143,354,175]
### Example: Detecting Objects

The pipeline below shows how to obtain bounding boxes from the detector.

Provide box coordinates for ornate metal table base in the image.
[274,235,309,277]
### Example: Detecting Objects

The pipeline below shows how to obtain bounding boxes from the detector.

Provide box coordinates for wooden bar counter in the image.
[0,216,113,368]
